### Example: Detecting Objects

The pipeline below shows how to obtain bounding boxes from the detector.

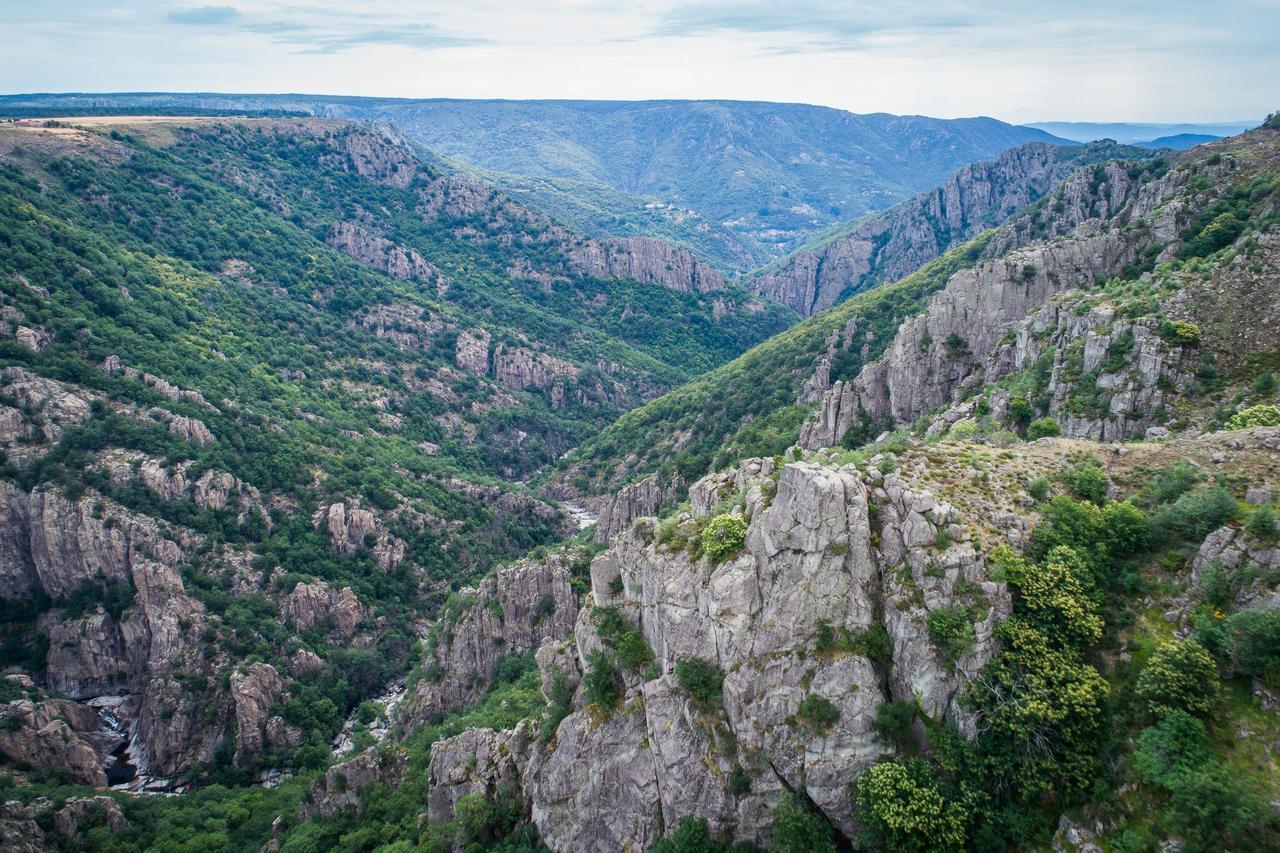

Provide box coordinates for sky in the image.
[2,1,1276,123]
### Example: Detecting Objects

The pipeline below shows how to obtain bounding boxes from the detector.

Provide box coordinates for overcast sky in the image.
[3,1,1276,123]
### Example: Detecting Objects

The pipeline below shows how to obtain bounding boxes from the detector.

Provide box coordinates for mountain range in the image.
[0,101,1278,852]
[0,94,1065,271]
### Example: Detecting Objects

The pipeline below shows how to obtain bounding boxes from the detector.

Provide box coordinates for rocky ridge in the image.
[753,142,1143,317]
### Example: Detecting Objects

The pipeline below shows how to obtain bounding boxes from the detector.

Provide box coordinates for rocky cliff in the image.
[799,131,1280,450]
[753,142,1143,316]
[420,450,1026,848]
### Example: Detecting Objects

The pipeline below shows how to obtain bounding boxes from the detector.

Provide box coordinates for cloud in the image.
[292,25,487,54]
[649,1,975,47]
[167,5,240,26]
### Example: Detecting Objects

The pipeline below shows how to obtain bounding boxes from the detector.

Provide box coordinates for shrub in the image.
[1012,546,1103,651]
[796,693,841,733]
[927,606,975,663]
[1064,459,1108,505]
[1149,486,1238,544]
[1026,476,1050,502]
[1100,500,1151,560]
[1026,418,1061,440]
[1008,395,1034,427]
[1245,504,1277,540]
[1146,460,1201,507]
[728,765,751,797]
[701,514,747,563]
[675,657,724,705]
[873,700,918,751]
[583,649,621,709]
[856,759,968,853]
[1252,372,1277,395]
[769,792,836,853]
[1157,320,1202,346]
[1225,404,1280,430]
[539,668,574,743]
[1136,639,1219,718]
[813,622,892,666]
[1132,710,1209,787]
[1199,608,1280,684]
[1164,764,1273,850]
[653,816,724,853]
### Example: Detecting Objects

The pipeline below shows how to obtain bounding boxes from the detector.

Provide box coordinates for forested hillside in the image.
[0,95,1063,269]
[0,114,789,796]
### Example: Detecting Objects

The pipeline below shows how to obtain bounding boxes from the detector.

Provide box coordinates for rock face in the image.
[454,328,492,374]
[304,745,410,818]
[753,142,1134,316]
[493,344,580,395]
[0,697,113,786]
[327,221,441,282]
[281,581,367,636]
[230,663,286,766]
[353,302,446,352]
[592,471,684,544]
[566,236,726,294]
[424,459,1011,849]
[427,725,530,826]
[796,151,1211,450]
[1192,525,1280,610]
[404,550,582,725]
[313,500,406,571]
[0,482,241,779]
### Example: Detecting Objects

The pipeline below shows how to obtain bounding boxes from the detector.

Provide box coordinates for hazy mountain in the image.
[1025,119,1254,143]
[1136,132,1222,150]
[0,94,1063,270]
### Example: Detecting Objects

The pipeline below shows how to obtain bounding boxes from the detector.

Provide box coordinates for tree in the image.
[1026,418,1061,440]
[967,619,1109,797]
[769,792,836,853]
[702,514,748,563]
[856,759,968,852]
[1009,546,1103,651]
[1136,639,1219,719]
[1225,404,1280,430]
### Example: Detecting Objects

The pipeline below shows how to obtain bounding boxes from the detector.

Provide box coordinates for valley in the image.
[0,105,1278,853]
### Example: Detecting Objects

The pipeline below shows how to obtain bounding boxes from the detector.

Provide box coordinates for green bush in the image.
[1026,476,1051,502]
[583,649,621,709]
[1136,639,1219,718]
[1225,404,1280,430]
[1146,460,1202,507]
[1157,319,1203,346]
[1245,504,1277,540]
[1025,418,1061,440]
[1199,608,1280,685]
[796,693,841,733]
[653,816,728,853]
[1132,710,1210,787]
[873,700,918,751]
[856,759,968,852]
[1149,486,1238,544]
[1064,459,1108,505]
[769,792,836,853]
[674,657,724,705]
[927,606,976,663]
[701,514,748,563]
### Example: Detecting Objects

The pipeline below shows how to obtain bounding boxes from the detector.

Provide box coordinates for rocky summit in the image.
[0,101,1278,853]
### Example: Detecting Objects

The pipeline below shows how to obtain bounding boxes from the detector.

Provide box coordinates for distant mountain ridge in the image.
[0,93,1063,270]
[1025,119,1255,143]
